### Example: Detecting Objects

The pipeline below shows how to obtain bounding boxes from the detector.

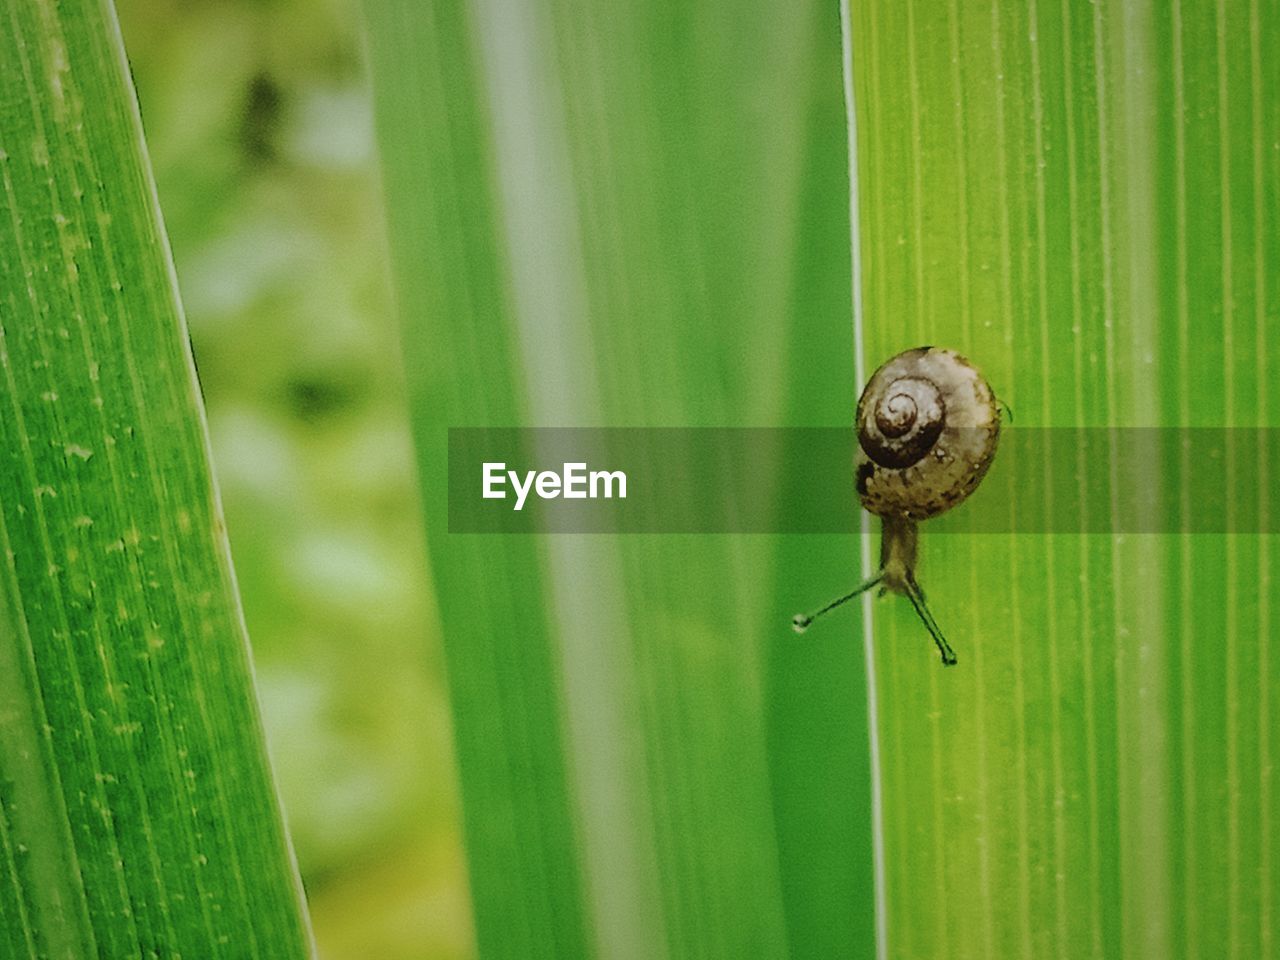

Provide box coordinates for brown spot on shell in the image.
[856,461,875,497]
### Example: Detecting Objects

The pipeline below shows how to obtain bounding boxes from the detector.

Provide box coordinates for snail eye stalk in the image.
[903,575,958,666]
[791,572,957,666]
[791,573,884,633]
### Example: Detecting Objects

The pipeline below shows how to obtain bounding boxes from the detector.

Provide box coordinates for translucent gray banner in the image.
[447,428,1279,534]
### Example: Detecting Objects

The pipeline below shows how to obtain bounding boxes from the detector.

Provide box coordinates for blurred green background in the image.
[114,1,473,956]
[110,0,872,956]
[110,0,869,955]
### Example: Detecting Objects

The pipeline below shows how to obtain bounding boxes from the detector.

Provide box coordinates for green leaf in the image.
[365,0,876,957]
[0,1,312,956]
[848,0,1278,957]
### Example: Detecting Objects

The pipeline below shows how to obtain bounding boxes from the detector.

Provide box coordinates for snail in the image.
[792,346,1002,665]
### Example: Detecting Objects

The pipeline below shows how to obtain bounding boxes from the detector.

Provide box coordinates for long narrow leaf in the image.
[365,0,877,956]
[848,1,1278,957]
[0,2,313,956]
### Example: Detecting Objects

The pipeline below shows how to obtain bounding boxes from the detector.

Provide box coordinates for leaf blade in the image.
[0,1,313,955]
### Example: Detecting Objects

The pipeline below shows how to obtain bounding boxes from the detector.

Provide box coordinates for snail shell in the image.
[855,346,1000,520]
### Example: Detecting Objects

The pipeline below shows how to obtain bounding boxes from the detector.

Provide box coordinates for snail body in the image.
[794,346,1001,665]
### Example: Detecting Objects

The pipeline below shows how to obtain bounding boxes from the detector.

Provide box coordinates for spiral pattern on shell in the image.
[855,347,1001,520]
[861,376,945,468]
